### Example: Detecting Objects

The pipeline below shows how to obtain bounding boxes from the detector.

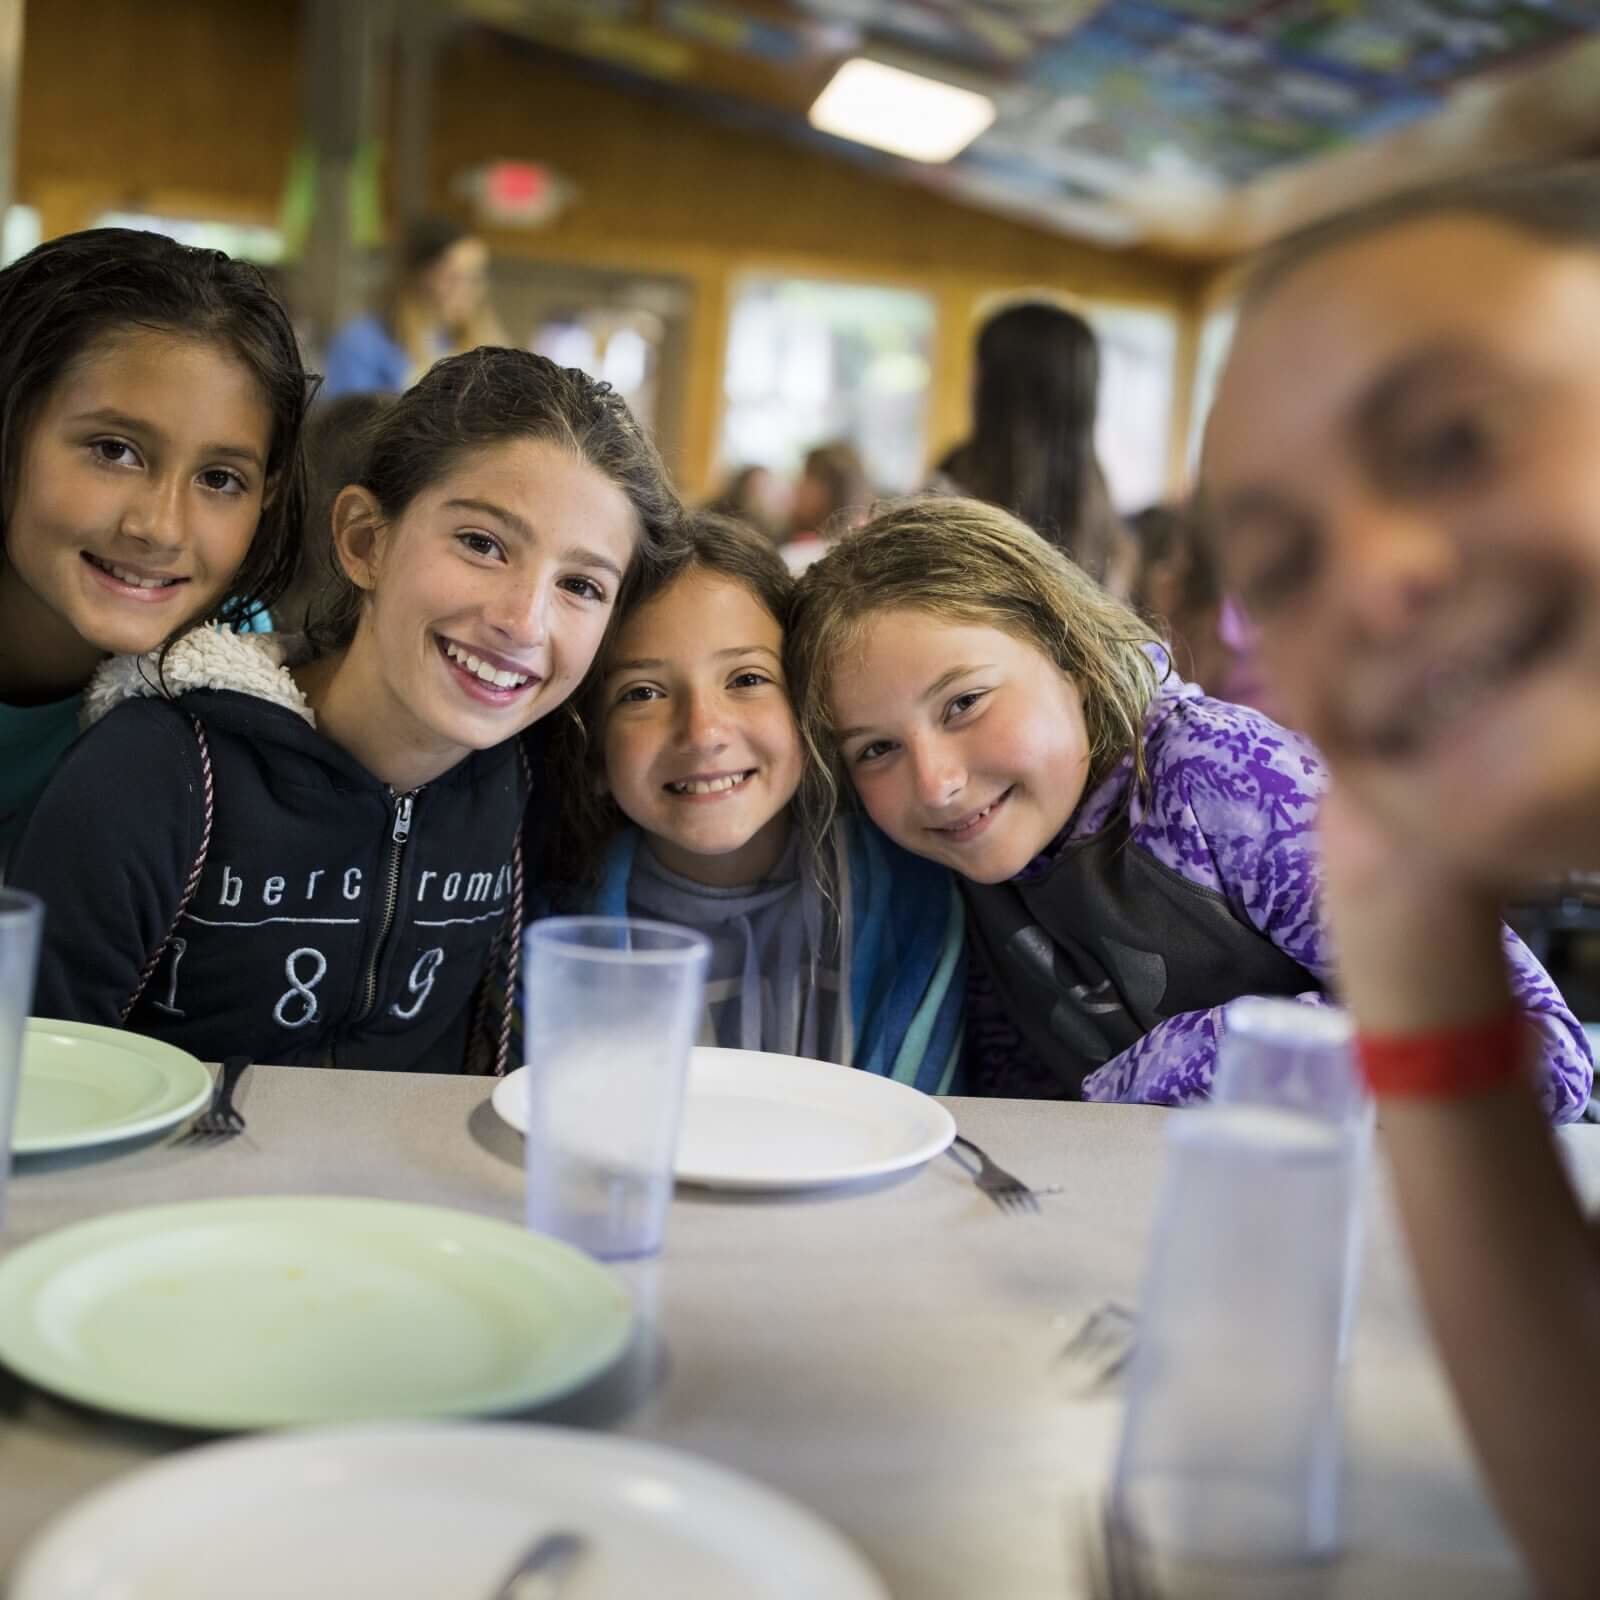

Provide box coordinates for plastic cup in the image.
[522,917,708,1260]
[1215,997,1372,1361]
[1111,1104,1357,1568]
[0,890,44,1229]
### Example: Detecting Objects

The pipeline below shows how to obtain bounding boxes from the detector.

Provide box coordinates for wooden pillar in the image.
[295,0,393,344]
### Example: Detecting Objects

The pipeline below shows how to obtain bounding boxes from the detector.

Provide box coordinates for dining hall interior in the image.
[5,2,1600,1597]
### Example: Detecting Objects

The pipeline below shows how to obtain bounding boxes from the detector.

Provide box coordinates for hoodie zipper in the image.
[358,789,417,1020]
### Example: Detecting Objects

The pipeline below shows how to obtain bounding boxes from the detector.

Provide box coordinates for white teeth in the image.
[669,772,752,796]
[102,560,177,589]
[943,800,996,832]
[444,640,529,689]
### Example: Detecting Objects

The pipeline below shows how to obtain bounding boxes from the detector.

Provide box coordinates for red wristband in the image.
[1357,1012,1526,1100]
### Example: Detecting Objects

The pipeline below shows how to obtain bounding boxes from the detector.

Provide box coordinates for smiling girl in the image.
[546,512,964,1089]
[11,348,679,1072]
[786,495,1590,1113]
[0,228,311,858]
[1203,163,1600,1598]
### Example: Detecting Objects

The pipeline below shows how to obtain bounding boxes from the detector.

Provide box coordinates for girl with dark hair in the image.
[0,227,313,857]
[322,217,504,399]
[11,348,681,1074]
[544,511,964,1088]
[937,301,1131,593]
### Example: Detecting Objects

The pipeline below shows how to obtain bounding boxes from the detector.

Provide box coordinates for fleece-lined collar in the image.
[82,629,316,732]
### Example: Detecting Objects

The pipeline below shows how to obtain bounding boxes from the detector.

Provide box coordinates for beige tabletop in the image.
[3,1065,1594,1598]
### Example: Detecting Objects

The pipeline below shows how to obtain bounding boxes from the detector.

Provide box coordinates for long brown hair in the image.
[941,301,1128,587]
[543,511,801,900]
[786,495,1161,853]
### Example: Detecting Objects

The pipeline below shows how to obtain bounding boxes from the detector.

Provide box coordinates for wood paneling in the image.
[12,7,1197,497]
[17,0,302,233]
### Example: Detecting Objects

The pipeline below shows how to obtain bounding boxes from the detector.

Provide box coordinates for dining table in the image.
[3,1062,1594,1598]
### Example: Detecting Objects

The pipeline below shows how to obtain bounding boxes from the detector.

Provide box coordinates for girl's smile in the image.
[436,634,543,703]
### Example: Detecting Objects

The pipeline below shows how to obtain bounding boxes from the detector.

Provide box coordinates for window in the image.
[1187,303,1239,471]
[1083,302,1177,514]
[91,212,285,264]
[719,275,934,492]
[2,205,39,267]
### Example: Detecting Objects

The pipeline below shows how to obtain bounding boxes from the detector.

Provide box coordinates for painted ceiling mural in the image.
[467,0,1600,243]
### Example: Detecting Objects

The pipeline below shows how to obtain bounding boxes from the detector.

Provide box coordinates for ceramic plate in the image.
[494,1046,956,1190]
[10,1423,889,1600]
[12,1019,213,1154]
[0,1197,631,1429]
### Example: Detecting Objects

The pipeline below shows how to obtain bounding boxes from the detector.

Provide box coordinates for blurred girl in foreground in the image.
[1205,163,1600,1600]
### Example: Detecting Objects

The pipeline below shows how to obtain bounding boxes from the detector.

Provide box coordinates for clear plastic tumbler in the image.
[0,890,44,1229]
[1111,1103,1357,1568]
[1215,996,1373,1361]
[522,916,709,1260]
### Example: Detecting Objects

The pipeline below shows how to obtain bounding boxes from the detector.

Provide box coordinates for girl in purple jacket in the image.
[785,495,1590,1119]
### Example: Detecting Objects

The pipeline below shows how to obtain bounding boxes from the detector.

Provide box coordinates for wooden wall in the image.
[14,2,1197,498]
[16,0,302,241]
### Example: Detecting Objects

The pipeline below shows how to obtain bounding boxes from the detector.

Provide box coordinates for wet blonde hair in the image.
[786,496,1162,845]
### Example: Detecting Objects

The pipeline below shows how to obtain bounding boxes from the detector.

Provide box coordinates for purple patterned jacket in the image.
[963,664,1593,1123]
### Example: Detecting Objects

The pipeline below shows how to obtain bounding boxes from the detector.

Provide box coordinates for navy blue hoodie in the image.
[10,630,530,1071]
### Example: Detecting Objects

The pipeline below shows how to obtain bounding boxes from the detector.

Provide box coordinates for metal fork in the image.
[949,1133,1041,1213]
[1088,1504,1164,1593]
[488,1530,587,1599]
[184,1055,251,1141]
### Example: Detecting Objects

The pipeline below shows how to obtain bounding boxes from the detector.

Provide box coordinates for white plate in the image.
[494,1046,956,1190]
[10,1423,890,1600]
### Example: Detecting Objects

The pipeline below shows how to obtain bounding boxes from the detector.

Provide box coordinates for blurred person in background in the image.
[780,441,873,574]
[1127,501,1276,716]
[705,463,792,543]
[935,301,1133,597]
[323,217,504,399]
[271,393,393,636]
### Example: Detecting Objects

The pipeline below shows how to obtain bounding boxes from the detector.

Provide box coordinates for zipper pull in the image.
[392,792,414,844]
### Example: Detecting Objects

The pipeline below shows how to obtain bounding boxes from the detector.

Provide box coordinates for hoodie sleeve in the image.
[1080,695,1593,1121]
[8,700,201,1027]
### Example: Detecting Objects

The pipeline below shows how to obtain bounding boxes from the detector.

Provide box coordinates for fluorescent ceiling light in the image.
[809,58,995,164]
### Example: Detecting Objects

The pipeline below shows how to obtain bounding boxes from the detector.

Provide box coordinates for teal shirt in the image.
[0,693,81,867]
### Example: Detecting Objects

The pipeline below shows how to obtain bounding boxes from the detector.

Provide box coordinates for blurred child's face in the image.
[830,609,1091,884]
[3,329,272,661]
[1205,216,1600,884]
[603,569,803,887]
[344,438,637,776]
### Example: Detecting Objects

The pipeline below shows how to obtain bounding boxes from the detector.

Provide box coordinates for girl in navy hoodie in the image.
[12,347,681,1073]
